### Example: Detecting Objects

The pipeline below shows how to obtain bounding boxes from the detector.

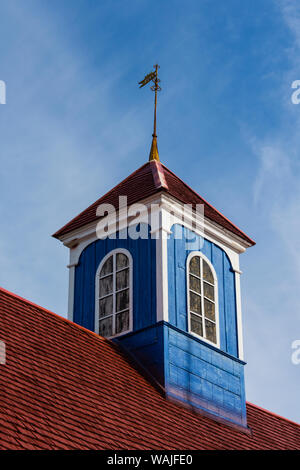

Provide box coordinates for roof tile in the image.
[0,287,298,450]
[53,162,255,245]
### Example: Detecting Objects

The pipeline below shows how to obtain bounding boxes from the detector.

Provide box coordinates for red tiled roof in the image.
[53,161,255,246]
[0,287,298,450]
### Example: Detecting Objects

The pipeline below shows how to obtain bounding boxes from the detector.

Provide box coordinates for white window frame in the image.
[95,248,133,339]
[186,251,220,348]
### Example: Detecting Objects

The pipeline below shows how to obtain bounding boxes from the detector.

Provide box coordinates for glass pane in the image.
[203,260,214,284]
[116,311,129,334]
[100,275,113,297]
[189,275,201,294]
[116,253,129,270]
[204,298,215,321]
[205,320,217,344]
[203,282,214,301]
[99,295,113,317]
[116,289,129,312]
[190,256,200,277]
[116,268,129,291]
[99,316,113,337]
[100,256,113,277]
[190,291,202,314]
[190,313,203,337]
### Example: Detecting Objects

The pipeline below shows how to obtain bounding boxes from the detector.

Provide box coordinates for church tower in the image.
[53,67,255,429]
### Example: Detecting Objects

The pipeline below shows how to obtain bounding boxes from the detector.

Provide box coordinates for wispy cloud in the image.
[0,2,148,313]
[252,1,300,272]
[278,0,300,52]
[242,0,300,421]
[252,143,292,204]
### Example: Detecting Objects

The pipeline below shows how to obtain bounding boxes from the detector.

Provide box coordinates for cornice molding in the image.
[58,192,249,270]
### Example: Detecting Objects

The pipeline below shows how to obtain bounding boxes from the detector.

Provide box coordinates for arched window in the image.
[95,249,133,338]
[187,252,219,347]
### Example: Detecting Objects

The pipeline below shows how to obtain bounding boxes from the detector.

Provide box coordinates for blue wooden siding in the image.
[117,322,247,428]
[117,323,165,385]
[73,224,156,332]
[167,224,238,357]
[72,221,246,427]
[164,323,247,427]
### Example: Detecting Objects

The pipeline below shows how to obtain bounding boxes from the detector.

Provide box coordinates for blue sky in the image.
[0,0,299,422]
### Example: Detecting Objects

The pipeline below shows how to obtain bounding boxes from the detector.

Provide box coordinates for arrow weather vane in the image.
[139,64,161,162]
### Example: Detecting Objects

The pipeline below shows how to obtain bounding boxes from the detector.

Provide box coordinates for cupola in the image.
[53,67,255,429]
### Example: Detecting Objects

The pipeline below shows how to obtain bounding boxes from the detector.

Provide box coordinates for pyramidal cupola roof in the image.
[53,160,255,246]
[54,66,254,245]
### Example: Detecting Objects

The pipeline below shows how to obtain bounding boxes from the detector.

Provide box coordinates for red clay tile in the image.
[53,162,255,246]
[0,287,298,450]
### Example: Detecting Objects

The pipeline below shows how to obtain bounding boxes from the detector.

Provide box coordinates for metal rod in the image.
[153,64,158,137]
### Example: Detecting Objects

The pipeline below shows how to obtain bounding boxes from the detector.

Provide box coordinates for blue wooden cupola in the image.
[53,132,255,429]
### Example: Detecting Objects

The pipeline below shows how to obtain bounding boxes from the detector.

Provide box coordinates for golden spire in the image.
[149,133,159,161]
[138,64,161,162]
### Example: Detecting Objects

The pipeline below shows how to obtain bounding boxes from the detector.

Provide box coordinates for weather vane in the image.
[139,64,161,162]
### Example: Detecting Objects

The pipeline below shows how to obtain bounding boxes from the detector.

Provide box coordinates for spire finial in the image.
[138,64,161,162]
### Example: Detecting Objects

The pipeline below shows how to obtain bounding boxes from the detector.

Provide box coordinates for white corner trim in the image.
[156,209,169,323]
[67,265,75,322]
[234,270,244,360]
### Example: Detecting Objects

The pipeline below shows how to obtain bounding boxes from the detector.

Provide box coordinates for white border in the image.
[186,251,220,348]
[94,248,133,339]
[234,270,244,360]
[155,208,170,322]
[67,263,76,321]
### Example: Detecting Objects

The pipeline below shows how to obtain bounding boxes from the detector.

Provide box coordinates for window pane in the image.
[190,313,203,337]
[189,275,201,294]
[116,268,129,291]
[116,289,129,312]
[99,295,113,317]
[203,282,214,301]
[99,316,113,337]
[189,256,200,277]
[205,320,216,344]
[101,256,113,277]
[203,260,214,284]
[116,311,129,334]
[116,253,129,270]
[100,275,113,297]
[204,298,215,321]
[190,291,202,314]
